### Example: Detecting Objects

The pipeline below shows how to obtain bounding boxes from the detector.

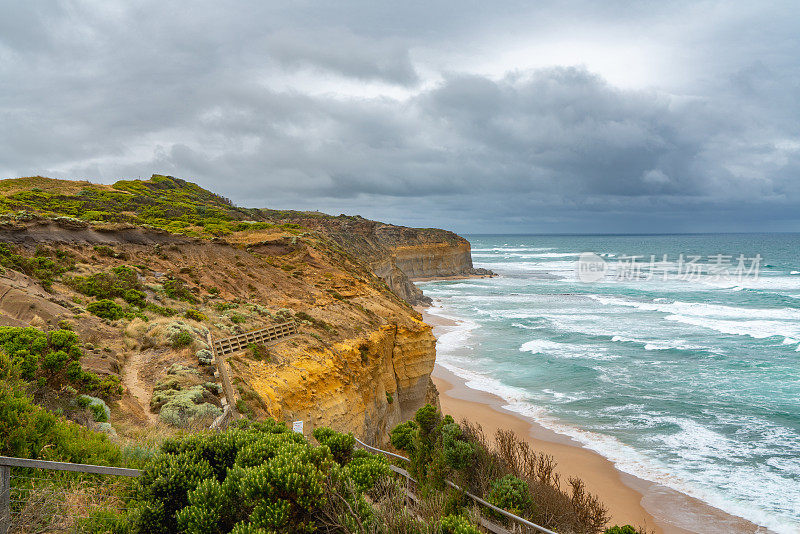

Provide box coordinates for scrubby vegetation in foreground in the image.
[1,393,651,533]
[390,405,651,534]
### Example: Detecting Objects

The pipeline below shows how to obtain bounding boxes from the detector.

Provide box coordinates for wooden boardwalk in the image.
[212,321,297,356]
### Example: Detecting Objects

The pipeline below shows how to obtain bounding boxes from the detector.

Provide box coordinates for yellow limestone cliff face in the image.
[250,320,437,444]
[391,241,473,279]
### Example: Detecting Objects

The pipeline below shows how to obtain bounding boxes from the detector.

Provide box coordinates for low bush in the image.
[145,302,175,316]
[170,330,194,349]
[87,299,125,320]
[0,353,123,463]
[246,343,268,361]
[214,302,239,312]
[92,244,127,259]
[163,278,198,303]
[228,313,245,324]
[488,474,533,517]
[155,385,222,427]
[196,348,214,365]
[184,309,207,322]
[439,514,481,534]
[68,265,141,302]
[390,404,474,490]
[124,288,147,307]
[605,526,639,534]
[391,406,611,534]
[128,421,389,533]
[0,326,117,399]
[313,426,355,465]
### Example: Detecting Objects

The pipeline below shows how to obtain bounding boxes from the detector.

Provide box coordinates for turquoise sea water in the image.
[418,234,800,533]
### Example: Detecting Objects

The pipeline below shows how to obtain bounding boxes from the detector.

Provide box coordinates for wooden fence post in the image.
[0,464,10,534]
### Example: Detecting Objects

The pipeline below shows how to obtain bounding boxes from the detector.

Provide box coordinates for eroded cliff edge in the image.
[265,214,494,305]
[0,176,455,442]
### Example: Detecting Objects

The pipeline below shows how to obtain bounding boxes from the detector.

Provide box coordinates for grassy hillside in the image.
[0,175,264,237]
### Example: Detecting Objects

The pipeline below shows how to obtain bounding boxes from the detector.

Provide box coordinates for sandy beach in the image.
[418,306,767,534]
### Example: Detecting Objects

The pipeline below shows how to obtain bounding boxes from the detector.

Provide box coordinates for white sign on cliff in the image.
[292,420,303,434]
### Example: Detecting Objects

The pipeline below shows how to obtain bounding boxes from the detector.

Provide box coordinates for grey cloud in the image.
[265,29,419,86]
[0,1,799,233]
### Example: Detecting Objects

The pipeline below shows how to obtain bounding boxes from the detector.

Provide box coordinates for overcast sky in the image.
[1,1,799,233]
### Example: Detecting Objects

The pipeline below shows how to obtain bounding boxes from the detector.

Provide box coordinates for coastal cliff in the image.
[262,213,493,305]
[249,321,437,444]
[0,176,443,442]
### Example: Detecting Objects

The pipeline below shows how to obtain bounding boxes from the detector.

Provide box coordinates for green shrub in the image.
[440,421,474,470]
[78,395,111,423]
[49,329,78,349]
[132,450,216,533]
[0,326,115,398]
[390,405,475,491]
[16,350,38,380]
[68,265,142,304]
[170,330,194,349]
[87,299,125,320]
[124,289,147,307]
[228,313,245,324]
[312,427,355,465]
[156,385,222,427]
[389,420,418,454]
[439,514,481,534]
[604,526,640,534]
[235,398,254,419]
[129,420,387,533]
[196,349,214,365]
[92,245,127,259]
[163,278,198,303]
[0,354,123,463]
[487,474,533,517]
[214,302,239,312]
[41,349,70,372]
[184,309,207,322]
[145,302,176,316]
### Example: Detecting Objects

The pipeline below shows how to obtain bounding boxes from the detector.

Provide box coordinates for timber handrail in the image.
[353,437,559,534]
[0,456,141,534]
[0,456,140,477]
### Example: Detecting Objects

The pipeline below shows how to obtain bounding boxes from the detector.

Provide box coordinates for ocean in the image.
[418,234,800,534]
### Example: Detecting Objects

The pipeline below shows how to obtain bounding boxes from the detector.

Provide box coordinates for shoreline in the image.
[417,305,767,534]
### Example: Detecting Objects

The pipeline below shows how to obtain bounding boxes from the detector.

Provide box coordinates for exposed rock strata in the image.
[268,215,494,305]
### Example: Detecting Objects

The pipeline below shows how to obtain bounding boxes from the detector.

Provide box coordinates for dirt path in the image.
[121,351,159,425]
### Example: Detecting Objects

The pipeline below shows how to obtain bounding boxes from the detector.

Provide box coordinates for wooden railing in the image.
[353,437,559,534]
[0,456,140,534]
[2,436,558,534]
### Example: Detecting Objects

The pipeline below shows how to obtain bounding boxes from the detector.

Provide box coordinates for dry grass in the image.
[9,475,129,533]
[461,422,610,534]
[0,176,104,196]
[318,475,484,534]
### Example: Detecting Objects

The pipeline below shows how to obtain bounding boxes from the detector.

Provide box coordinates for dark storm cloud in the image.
[1,1,798,232]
